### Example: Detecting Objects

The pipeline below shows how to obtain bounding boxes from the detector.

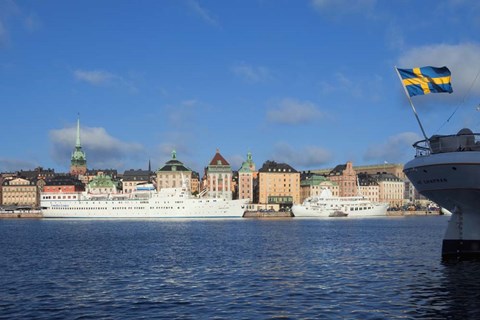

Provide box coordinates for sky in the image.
[1,0,480,174]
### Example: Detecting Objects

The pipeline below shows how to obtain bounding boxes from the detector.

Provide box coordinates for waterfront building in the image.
[327,161,358,197]
[82,169,118,185]
[43,175,85,193]
[203,149,233,199]
[299,172,339,203]
[258,160,300,208]
[1,177,39,207]
[353,163,405,180]
[357,172,380,203]
[18,167,55,181]
[238,152,256,202]
[156,150,199,194]
[122,169,151,193]
[370,172,404,208]
[86,173,118,194]
[70,117,87,176]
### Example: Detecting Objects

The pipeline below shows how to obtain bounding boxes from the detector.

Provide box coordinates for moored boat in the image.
[40,183,248,218]
[404,128,480,258]
[292,189,388,218]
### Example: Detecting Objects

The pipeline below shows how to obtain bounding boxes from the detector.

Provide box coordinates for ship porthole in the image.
[423,169,428,173]
[452,167,457,170]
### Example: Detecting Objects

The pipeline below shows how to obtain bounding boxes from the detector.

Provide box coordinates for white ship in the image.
[292,189,389,218]
[404,128,480,258]
[40,184,248,219]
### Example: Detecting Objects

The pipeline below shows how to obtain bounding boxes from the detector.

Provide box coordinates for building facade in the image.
[327,161,358,197]
[357,172,380,203]
[371,173,404,208]
[2,177,39,207]
[203,149,233,199]
[156,150,198,194]
[238,152,256,202]
[87,174,118,194]
[43,175,85,193]
[258,160,300,208]
[122,169,151,193]
[299,172,339,203]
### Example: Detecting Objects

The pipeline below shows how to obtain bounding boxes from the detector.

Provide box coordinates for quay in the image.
[0,210,43,219]
[243,211,293,218]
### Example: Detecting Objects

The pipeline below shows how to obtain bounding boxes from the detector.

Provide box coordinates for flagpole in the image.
[394,66,431,150]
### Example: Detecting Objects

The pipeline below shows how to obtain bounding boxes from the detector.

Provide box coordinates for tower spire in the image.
[76,113,81,148]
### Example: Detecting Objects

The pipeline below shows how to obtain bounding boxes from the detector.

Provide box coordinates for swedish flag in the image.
[397,66,453,97]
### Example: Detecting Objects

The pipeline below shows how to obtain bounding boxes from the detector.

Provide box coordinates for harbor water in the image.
[1,216,480,319]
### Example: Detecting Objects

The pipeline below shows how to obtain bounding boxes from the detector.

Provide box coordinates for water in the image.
[1,216,480,319]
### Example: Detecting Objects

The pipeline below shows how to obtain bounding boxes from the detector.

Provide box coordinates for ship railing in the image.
[413,131,480,157]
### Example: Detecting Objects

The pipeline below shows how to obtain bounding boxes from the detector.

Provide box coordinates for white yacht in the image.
[404,128,480,258]
[40,183,248,219]
[292,189,388,218]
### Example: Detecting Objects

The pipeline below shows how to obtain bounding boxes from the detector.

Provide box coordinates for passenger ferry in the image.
[292,189,388,218]
[40,183,247,218]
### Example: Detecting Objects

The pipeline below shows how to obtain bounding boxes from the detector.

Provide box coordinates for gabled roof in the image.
[209,149,230,166]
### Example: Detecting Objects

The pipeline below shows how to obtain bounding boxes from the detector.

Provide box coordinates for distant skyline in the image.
[1,0,480,174]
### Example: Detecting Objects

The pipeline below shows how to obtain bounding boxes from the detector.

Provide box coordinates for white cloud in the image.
[266,98,324,125]
[187,0,219,26]
[398,43,480,96]
[49,125,144,170]
[232,63,271,83]
[73,69,115,86]
[364,132,421,163]
[320,72,383,101]
[73,69,138,93]
[272,142,332,169]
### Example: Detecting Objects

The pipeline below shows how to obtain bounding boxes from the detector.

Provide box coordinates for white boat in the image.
[404,128,480,258]
[292,189,388,218]
[40,183,248,219]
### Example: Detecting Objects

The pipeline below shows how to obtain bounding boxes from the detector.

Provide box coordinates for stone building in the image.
[327,161,358,197]
[299,172,339,203]
[370,172,404,208]
[238,152,256,202]
[258,160,300,208]
[203,149,233,199]
[2,177,39,207]
[156,150,199,194]
[43,175,85,193]
[357,172,380,203]
[122,169,151,193]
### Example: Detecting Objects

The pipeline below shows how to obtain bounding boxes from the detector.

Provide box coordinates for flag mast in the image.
[394,66,431,150]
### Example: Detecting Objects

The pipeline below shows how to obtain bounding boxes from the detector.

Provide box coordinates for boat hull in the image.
[404,151,480,258]
[41,195,247,219]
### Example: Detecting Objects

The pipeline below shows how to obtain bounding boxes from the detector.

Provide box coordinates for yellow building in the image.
[1,177,39,207]
[258,160,300,208]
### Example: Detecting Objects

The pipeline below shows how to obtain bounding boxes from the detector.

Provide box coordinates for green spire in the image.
[71,115,87,166]
[76,114,81,148]
[172,149,177,160]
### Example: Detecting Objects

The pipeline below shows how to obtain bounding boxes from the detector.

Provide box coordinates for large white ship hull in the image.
[40,188,247,219]
[404,151,480,258]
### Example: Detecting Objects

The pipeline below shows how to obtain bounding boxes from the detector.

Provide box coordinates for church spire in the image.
[70,114,87,176]
[76,114,82,148]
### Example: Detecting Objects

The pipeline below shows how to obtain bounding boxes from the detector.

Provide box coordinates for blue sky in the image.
[1,0,480,174]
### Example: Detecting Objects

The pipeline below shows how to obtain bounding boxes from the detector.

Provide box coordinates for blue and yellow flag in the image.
[397,66,453,97]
